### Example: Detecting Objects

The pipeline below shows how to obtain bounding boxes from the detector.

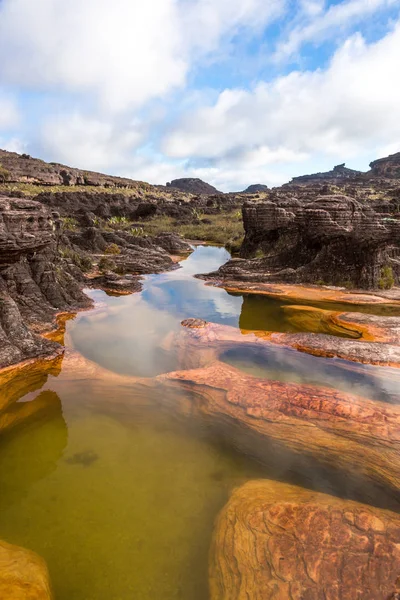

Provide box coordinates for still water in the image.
[0,245,399,599]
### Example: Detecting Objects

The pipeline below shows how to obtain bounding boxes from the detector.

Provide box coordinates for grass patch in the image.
[140,211,244,250]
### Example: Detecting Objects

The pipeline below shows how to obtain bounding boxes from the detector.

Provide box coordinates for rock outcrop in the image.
[290,163,362,184]
[0,539,53,599]
[0,148,151,190]
[210,479,400,600]
[0,197,90,369]
[166,177,221,195]
[241,184,269,193]
[203,194,400,288]
[171,316,400,368]
[368,151,400,179]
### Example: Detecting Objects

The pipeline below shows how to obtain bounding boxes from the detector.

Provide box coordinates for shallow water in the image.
[1,245,400,599]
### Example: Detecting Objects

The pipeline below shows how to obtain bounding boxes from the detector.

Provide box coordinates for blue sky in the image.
[0,0,399,191]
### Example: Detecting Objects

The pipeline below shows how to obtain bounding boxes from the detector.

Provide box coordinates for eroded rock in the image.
[210,479,400,600]
[0,539,53,599]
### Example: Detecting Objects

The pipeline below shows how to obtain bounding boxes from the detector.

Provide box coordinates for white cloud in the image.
[163,24,400,166]
[40,113,144,171]
[0,94,20,130]
[275,0,400,60]
[0,0,284,114]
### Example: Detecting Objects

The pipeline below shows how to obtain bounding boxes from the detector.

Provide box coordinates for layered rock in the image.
[203,194,400,288]
[171,317,400,367]
[210,479,400,600]
[0,197,90,370]
[0,539,53,599]
[0,148,151,190]
[368,151,400,179]
[290,163,362,184]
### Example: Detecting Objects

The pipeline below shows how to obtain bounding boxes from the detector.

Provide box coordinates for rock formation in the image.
[368,151,400,179]
[210,479,400,600]
[170,316,400,368]
[0,539,53,599]
[203,194,400,288]
[0,196,90,369]
[0,148,150,190]
[241,184,269,193]
[290,163,362,184]
[166,177,221,195]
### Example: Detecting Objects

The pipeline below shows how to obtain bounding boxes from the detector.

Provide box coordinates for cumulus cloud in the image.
[40,113,144,171]
[275,0,400,60]
[0,93,20,130]
[163,23,400,165]
[0,0,284,113]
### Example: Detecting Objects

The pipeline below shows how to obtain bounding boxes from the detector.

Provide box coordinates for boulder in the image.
[0,539,53,599]
[210,479,400,600]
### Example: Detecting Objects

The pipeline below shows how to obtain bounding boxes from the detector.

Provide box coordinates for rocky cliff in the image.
[368,152,400,178]
[241,184,269,193]
[0,197,90,369]
[204,190,400,289]
[290,163,362,184]
[0,149,151,189]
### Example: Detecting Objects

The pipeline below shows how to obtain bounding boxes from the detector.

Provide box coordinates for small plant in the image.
[316,279,327,286]
[130,227,145,237]
[98,257,116,272]
[61,217,78,231]
[104,243,121,255]
[191,207,204,220]
[108,216,130,227]
[378,265,394,290]
[59,246,92,272]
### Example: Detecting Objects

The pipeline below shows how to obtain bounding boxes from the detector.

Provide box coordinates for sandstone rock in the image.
[210,479,400,600]
[203,195,400,288]
[241,184,269,193]
[154,360,400,493]
[0,196,90,370]
[368,152,400,179]
[175,316,400,367]
[290,163,362,184]
[0,539,53,599]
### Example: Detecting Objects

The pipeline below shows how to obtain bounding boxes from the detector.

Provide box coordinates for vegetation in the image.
[61,217,78,231]
[59,246,92,272]
[378,265,395,290]
[98,257,116,272]
[104,243,121,255]
[0,164,10,183]
[140,210,244,251]
[107,216,130,227]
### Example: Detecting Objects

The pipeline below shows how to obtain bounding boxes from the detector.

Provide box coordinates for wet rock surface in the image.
[0,197,90,369]
[0,539,53,599]
[210,479,400,600]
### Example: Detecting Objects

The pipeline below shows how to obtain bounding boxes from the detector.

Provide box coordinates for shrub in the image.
[378,265,394,290]
[98,257,116,272]
[104,243,121,255]
[61,217,78,231]
[59,247,92,272]
[0,164,11,183]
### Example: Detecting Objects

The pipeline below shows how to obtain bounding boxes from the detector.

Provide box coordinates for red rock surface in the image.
[210,479,400,600]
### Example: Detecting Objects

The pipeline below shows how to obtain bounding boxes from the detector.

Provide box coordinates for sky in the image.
[0,0,399,191]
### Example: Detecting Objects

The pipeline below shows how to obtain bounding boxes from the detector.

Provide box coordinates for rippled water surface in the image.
[0,245,399,600]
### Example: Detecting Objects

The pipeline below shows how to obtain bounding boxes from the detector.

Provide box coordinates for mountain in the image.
[241,184,269,193]
[166,178,221,195]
